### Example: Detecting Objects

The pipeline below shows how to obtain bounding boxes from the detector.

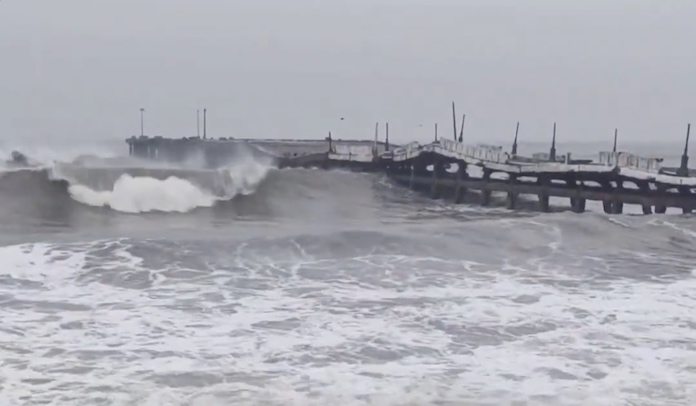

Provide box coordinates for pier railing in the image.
[599,151,663,172]
[329,144,375,162]
[530,152,567,163]
[391,142,423,161]
[464,143,508,164]
[438,138,467,155]
[393,139,510,164]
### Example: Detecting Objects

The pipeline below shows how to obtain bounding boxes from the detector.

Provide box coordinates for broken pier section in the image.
[384,124,696,214]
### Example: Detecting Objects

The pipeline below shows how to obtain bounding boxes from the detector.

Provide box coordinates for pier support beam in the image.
[612,181,624,214]
[430,160,445,199]
[571,197,586,213]
[601,181,623,214]
[408,165,416,189]
[148,144,158,159]
[636,181,653,214]
[481,169,493,206]
[410,162,428,191]
[654,185,667,214]
[602,200,612,214]
[454,162,468,204]
[506,174,518,210]
[133,143,147,159]
[538,176,550,212]
[566,176,586,213]
[679,186,693,214]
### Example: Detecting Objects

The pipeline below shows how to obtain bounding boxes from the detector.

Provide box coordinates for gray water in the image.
[0,140,695,406]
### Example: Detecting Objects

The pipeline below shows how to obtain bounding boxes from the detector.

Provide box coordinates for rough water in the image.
[1,141,695,406]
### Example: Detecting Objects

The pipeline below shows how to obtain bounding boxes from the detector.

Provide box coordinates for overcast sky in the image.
[1,0,695,146]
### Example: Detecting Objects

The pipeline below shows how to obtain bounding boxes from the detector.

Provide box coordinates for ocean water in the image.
[0,139,695,406]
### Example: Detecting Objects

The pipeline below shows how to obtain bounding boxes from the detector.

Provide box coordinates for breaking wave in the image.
[0,154,275,214]
[68,175,223,213]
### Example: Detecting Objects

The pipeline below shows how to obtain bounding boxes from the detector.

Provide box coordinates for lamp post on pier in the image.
[140,108,145,136]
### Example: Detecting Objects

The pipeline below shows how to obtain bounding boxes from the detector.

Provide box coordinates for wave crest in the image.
[67,175,220,213]
[0,154,275,214]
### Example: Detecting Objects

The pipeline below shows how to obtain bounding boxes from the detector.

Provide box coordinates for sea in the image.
[0,138,695,406]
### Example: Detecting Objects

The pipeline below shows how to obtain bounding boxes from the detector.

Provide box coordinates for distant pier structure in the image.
[125,109,696,214]
[126,133,391,170]
[127,135,262,167]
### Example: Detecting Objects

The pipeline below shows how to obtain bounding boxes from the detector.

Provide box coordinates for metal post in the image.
[458,114,465,143]
[549,122,557,161]
[678,123,691,177]
[140,108,145,136]
[452,101,457,141]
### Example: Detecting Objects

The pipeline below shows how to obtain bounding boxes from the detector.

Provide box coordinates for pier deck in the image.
[125,126,696,214]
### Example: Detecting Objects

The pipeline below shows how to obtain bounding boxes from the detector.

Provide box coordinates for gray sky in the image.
[1,0,695,145]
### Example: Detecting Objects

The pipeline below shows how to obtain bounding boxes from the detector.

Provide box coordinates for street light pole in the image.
[140,108,145,136]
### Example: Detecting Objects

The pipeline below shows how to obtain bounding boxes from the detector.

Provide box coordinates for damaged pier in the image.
[382,121,696,214]
[126,120,696,215]
[126,134,389,171]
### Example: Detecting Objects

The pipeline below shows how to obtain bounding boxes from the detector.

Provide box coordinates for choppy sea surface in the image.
[1,139,695,406]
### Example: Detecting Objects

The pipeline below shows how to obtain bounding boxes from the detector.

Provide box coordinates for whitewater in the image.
[1,143,695,406]
[0,143,274,214]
